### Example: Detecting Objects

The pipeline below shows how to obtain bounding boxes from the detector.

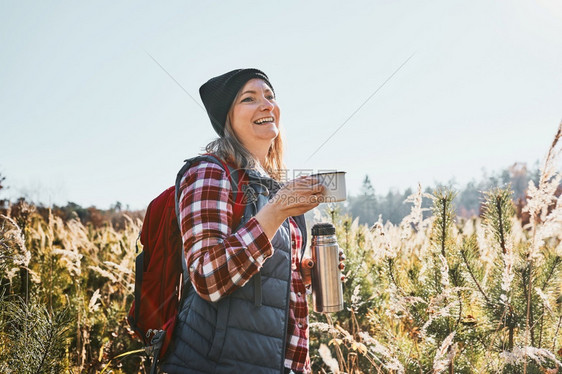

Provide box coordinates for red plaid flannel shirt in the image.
[178,161,310,373]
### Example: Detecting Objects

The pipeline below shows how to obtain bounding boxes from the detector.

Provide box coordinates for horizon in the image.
[0,157,545,211]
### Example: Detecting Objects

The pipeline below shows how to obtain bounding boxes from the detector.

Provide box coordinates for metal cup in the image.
[310,171,347,202]
[310,223,344,313]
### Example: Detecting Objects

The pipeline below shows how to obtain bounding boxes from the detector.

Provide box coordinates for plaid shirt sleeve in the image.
[178,160,273,302]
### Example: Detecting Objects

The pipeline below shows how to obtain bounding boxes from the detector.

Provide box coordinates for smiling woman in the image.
[159,68,329,374]
[203,70,285,182]
[229,79,281,162]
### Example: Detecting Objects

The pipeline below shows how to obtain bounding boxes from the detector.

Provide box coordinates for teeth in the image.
[255,117,274,124]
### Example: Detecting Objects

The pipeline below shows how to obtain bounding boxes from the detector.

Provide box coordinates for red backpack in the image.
[127,154,247,372]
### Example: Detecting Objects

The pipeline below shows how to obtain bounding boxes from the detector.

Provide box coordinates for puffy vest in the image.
[161,164,307,374]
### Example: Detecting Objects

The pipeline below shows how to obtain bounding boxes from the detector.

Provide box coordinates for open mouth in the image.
[254,117,275,125]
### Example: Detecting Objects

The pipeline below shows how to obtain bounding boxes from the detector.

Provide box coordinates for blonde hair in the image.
[204,92,285,181]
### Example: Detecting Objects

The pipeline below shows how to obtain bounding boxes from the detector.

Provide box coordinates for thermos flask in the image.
[310,223,344,313]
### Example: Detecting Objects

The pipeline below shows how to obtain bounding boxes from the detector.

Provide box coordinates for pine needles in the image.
[0,209,144,373]
[0,295,71,374]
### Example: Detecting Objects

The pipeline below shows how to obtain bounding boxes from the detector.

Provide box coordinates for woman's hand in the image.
[255,176,325,240]
[272,176,326,217]
[300,257,314,286]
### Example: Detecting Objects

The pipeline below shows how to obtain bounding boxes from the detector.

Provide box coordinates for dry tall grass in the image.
[1,123,561,373]
[306,122,562,373]
[1,205,145,373]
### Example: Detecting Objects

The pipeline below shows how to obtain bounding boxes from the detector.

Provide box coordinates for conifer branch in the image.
[459,247,491,305]
[35,313,58,374]
[535,257,562,349]
[483,187,513,256]
[455,290,463,329]
[495,196,507,255]
[541,257,561,291]
[2,295,71,373]
[538,307,544,348]
[507,309,515,351]
[524,259,534,374]
[552,315,562,352]
[431,188,455,259]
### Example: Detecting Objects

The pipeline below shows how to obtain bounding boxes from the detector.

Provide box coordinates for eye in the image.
[266,94,275,100]
[241,96,253,103]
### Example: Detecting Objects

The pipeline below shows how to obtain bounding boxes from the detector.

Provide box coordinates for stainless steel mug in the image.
[310,223,344,313]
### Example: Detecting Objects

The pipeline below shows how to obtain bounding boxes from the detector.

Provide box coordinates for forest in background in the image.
[0,161,546,229]
[347,162,544,227]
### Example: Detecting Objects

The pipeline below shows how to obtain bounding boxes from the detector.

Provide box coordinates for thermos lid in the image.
[312,223,336,236]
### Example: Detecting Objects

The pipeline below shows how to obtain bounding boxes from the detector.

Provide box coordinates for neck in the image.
[246,143,270,169]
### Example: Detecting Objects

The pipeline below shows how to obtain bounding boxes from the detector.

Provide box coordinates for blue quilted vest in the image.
[161,160,307,374]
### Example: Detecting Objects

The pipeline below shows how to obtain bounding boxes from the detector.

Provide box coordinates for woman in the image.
[161,68,325,374]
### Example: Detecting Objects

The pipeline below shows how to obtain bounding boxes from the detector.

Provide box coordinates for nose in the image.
[260,97,275,111]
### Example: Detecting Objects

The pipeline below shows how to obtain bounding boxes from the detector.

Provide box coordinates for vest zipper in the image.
[250,197,264,307]
[280,219,292,373]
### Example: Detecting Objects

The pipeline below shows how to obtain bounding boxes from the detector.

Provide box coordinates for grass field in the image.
[1,124,562,373]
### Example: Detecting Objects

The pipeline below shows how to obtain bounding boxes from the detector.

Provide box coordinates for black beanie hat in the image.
[199,68,275,137]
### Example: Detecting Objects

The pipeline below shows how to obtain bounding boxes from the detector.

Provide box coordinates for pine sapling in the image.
[429,188,458,374]
[482,186,517,354]
[430,188,456,258]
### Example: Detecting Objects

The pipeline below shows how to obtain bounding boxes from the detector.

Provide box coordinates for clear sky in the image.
[1,0,561,209]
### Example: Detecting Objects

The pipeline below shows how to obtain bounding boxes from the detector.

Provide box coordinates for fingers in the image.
[309,194,322,204]
[309,180,326,195]
[302,258,314,269]
[300,258,314,286]
[300,256,345,285]
[281,177,325,206]
[298,180,326,205]
[339,249,345,279]
[271,176,326,217]
[291,176,325,193]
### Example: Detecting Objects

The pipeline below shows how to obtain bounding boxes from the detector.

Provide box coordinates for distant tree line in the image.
[0,173,7,211]
[1,199,144,230]
[0,162,553,229]
[346,162,544,226]
[0,175,143,229]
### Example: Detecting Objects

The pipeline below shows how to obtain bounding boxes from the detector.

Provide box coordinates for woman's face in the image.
[229,78,280,150]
